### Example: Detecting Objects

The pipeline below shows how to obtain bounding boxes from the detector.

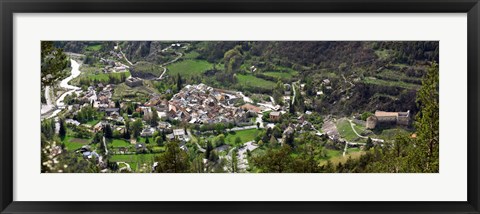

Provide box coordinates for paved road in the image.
[117,43,133,66]
[103,136,109,156]
[237,92,253,103]
[41,86,55,115]
[348,120,384,143]
[237,141,258,171]
[158,51,183,80]
[187,130,206,153]
[226,125,257,132]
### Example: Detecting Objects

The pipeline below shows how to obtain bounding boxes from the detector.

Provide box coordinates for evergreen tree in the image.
[150,107,159,127]
[59,117,66,140]
[413,62,439,172]
[176,73,183,92]
[103,124,113,139]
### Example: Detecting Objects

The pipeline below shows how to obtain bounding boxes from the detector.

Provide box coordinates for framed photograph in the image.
[1,0,479,213]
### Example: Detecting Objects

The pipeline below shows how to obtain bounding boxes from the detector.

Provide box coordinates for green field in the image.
[373,128,413,140]
[110,139,131,147]
[225,129,261,146]
[363,77,420,90]
[133,61,164,76]
[62,136,90,151]
[112,83,157,101]
[236,74,276,90]
[85,44,102,51]
[183,51,200,59]
[375,69,422,85]
[263,71,297,80]
[167,60,213,78]
[85,119,100,126]
[80,71,130,82]
[109,153,159,171]
[336,119,360,142]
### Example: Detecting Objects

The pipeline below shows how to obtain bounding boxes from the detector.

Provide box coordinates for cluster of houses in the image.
[99,57,129,73]
[167,84,253,125]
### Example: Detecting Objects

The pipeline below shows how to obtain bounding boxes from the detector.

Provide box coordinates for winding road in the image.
[42,59,82,119]
[157,51,184,80]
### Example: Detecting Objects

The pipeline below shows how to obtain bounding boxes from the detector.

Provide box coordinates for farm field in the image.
[166,60,213,78]
[362,77,420,90]
[225,129,261,146]
[236,74,276,90]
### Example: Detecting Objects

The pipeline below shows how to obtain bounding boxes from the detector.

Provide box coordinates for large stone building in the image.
[125,77,143,87]
[366,110,411,129]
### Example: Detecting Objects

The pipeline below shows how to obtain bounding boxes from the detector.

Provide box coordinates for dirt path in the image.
[157,51,183,80]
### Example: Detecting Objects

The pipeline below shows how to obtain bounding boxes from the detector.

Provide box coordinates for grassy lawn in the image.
[167,60,213,78]
[85,119,100,126]
[112,83,153,101]
[110,139,131,147]
[236,74,276,90]
[109,153,158,172]
[336,119,360,142]
[224,129,261,146]
[137,137,155,144]
[351,122,366,135]
[81,71,130,83]
[62,136,90,151]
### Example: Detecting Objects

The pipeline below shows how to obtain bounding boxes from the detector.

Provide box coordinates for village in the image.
[40,41,428,173]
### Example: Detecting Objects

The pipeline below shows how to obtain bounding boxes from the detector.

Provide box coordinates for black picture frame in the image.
[1,0,479,213]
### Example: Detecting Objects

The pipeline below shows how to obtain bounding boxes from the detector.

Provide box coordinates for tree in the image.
[176,73,183,92]
[150,107,159,127]
[59,117,66,140]
[234,136,242,145]
[252,145,292,173]
[155,136,164,146]
[230,149,238,173]
[273,81,285,105]
[103,124,113,139]
[191,155,205,173]
[130,119,143,138]
[41,41,68,88]
[289,98,295,114]
[145,137,150,144]
[213,134,226,147]
[205,141,213,160]
[414,62,439,172]
[361,112,374,121]
[154,141,191,173]
[123,125,131,139]
[365,137,373,150]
